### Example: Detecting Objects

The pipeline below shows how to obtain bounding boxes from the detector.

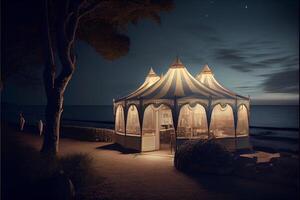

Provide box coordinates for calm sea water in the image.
[2,104,298,152]
[2,104,299,130]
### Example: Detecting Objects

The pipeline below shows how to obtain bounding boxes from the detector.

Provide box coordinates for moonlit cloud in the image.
[260,69,299,93]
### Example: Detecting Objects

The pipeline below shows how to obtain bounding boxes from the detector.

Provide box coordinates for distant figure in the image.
[19,112,25,131]
[38,120,43,136]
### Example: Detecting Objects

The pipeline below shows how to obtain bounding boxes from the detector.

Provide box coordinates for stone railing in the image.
[61,125,115,142]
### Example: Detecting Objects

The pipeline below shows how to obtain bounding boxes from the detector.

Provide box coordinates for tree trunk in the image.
[42,78,72,154]
[41,0,79,155]
[41,41,75,155]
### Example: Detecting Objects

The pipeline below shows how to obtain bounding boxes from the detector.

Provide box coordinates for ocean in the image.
[2,104,298,129]
[2,104,298,152]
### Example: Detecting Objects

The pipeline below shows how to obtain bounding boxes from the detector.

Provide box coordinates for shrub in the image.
[174,139,234,174]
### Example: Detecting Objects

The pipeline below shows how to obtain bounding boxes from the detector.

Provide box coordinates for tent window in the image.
[115,105,125,133]
[236,105,249,136]
[210,104,234,138]
[142,105,156,136]
[178,104,208,138]
[126,105,140,135]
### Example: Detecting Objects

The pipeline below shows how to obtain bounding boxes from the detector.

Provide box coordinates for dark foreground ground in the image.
[2,126,299,200]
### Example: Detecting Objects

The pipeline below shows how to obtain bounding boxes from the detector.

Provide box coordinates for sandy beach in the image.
[2,124,299,200]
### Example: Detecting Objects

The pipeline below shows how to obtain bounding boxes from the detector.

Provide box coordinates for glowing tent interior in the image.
[114,58,250,152]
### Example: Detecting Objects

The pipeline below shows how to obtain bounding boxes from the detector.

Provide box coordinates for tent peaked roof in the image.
[131,60,228,100]
[120,67,160,100]
[148,67,157,76]
[115,60,249,102]
[201,64,213,74]
[196,64,248,99]
[170,56,185,68]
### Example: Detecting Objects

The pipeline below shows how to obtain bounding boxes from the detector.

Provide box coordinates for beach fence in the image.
[61,125,115,142]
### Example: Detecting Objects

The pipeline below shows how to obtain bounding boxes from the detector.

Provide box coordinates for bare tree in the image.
[2,0,173,155]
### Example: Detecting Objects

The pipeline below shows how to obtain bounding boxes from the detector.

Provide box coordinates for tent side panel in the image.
[115,133,126,146]
[124,136,141,151]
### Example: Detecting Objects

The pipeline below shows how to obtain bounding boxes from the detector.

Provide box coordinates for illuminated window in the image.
[126,105,140,135]
[236,104,249,136]
[210,104,234,138]
[115,105,125,134]
[142,105,156,136]
[178,104,208,138]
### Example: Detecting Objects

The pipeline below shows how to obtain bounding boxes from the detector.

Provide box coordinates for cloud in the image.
[260,69,299,93]
[214,48,245,61]
[259,55,295,65]
[213,47,267,72]
[212,40,299,73]
[230,64,252,72]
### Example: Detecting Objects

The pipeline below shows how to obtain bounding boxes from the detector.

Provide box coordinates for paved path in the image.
[16,133,298,200]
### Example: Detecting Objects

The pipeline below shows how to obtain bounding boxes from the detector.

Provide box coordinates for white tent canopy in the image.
[195,64,248,99]
[124,58,232,100]
[119,67,160,100]
[114,57,250,152]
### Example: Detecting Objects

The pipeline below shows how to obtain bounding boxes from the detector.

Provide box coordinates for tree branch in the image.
[43,0,56,98]
[78,0,106,19]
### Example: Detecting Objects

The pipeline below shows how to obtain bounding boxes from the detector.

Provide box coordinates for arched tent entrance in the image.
[115,105,125,134]
[210,104,235,138]
[142,104,174,151]
[236,104,249,136]
[126,105,140,135]
[178,104,208,139]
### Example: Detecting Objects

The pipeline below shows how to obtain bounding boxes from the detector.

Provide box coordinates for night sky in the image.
[3,0,299,105]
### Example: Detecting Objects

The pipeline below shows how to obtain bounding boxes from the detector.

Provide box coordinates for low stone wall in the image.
[61,125,115,142]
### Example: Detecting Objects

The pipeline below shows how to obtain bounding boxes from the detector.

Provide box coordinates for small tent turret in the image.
[121,67,160,100]
[195,64,247,99]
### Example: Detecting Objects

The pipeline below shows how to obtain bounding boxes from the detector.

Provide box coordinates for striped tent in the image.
[122,58,235,101]
[120,67,160,100]
[113,57,251,153]
[195,64,248,99]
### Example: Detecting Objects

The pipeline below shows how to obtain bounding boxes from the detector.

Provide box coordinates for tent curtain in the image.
[210,104,235,137]
[177,104,208,138]
[126,105,140,135]
[115,105,125,133]
[236,104,249,136]
[142,105,156,136]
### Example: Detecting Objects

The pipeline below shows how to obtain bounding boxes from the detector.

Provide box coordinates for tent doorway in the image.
[142,104,174,152]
